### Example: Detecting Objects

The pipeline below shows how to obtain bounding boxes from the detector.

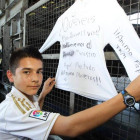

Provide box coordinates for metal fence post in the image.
[69,92,75,115]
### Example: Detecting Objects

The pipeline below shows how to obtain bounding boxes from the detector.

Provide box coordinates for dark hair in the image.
[9,46,43,74]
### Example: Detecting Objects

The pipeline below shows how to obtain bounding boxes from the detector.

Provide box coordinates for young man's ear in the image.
[7,70,14,83]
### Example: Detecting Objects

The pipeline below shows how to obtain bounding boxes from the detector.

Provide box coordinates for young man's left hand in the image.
[41,78,56,98]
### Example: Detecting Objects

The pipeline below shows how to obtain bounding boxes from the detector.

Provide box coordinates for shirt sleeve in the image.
[39,18,61,53]
[108,0,140,81]
[5,104,60,140]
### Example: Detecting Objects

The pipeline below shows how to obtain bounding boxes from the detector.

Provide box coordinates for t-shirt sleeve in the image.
[39,18,61,53]
[108,0,140,81]
[5,105,60,140]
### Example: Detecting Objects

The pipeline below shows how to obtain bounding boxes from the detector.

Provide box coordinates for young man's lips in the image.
[28,86,40,88]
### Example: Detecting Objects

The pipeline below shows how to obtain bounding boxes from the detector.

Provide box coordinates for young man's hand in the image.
[38,78,56,109]
[41,78,56,98]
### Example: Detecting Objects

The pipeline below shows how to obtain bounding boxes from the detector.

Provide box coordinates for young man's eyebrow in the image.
[38,68,43,71]
[21,68,43,70]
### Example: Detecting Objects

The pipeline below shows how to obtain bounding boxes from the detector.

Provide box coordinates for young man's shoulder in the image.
[0,93,14,130]
[0,91,28,118]
[0,92,13,111]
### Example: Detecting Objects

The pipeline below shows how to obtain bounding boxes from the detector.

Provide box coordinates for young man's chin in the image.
[18,88,39,96]
[28,89,40,95]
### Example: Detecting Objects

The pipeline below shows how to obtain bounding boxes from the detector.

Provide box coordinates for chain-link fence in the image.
[10,0,140,139]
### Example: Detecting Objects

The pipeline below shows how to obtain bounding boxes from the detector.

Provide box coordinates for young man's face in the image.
[9,57,43,97]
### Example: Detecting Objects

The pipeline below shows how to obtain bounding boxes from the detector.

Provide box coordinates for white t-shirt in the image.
[39,0,140,101]
[0,86,60,140]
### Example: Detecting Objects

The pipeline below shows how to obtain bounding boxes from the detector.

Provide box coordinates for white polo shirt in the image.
[0,86,60,140]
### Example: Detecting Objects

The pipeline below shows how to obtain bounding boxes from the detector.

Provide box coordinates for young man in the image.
[0,46,140,140]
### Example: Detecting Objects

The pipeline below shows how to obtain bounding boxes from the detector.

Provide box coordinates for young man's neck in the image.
[14,86,34,103]
[25,94,34,103]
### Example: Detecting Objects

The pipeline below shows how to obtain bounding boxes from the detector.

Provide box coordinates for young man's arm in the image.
[38,78,55,109]
[50,75,140,137]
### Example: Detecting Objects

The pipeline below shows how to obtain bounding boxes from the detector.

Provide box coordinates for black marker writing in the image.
[61,28,100,41]
[134,60,140,68]
[75,50,96,58]
[76,72,101,85]
[63,50,74,58]
[75,62,95,71]
[64,62,72,69]
[135,69,140,73]
[116,44,126,59]
[114,28,132,56]
[61,16,95,33]
[86,40,92,49]
[61,70,75,76]
[62,40,93,50]
[62,42,84,49]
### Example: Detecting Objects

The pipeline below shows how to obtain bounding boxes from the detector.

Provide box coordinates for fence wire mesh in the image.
[25,0,140,139]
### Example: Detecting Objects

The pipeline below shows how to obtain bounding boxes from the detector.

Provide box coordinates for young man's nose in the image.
[31,73,39,82]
